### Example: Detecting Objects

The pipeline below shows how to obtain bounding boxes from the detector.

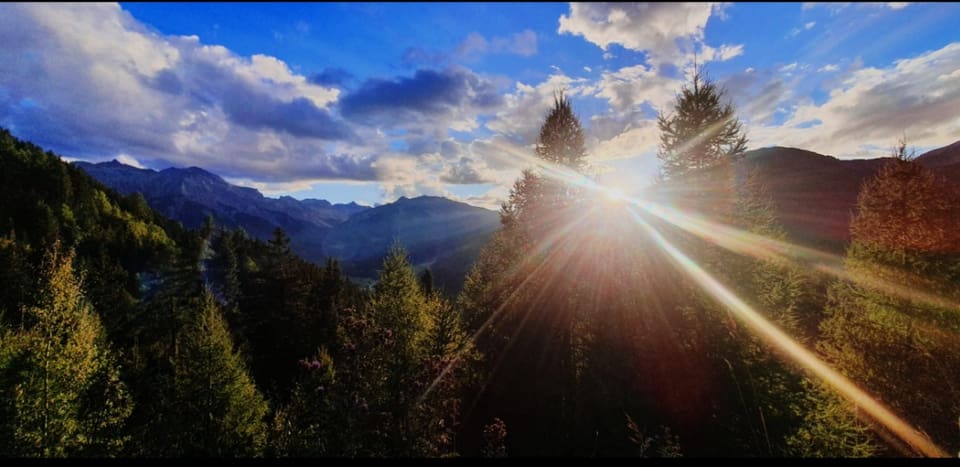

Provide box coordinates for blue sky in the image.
[2,3,959,208]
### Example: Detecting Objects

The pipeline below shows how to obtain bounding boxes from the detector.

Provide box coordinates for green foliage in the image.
[535,91,587,170]
[786,381,879,457]
[811,152,960,455]
[657,66,748,181]
[270,348,337,457]
[0,245,132,457]
[173,292,269,457]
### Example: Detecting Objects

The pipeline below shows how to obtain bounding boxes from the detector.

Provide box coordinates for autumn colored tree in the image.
[0,244,132,457]
[813,142,960,455]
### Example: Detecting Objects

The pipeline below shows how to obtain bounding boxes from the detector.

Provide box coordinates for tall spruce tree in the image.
[173,291,269,457]
[456,91,590,456]
[536,91,587,170]
[657,65,747,181]
[368,244,435,456]
[502,92,588,229]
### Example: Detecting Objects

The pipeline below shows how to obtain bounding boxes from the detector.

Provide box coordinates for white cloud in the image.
[485,73,589,145]
[456,32,488,57]
[886,3,911,10]
[0,3,370,185]
[818,64,840,72]
[789,21,817,37]
[802,2,851,13]
[225,177,321,197]
[115,154,146,169]
[586,64,680,113]
[457,185,510,211]
[722,68,793,125]
[589,120,660,162]
[558,3,720,65]
[698,43,745,62]
[373,155,452,202]
[749,42,960,158]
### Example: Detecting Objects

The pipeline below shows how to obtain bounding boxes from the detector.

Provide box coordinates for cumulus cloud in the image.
[0,3,380,184]
[558,3,725,65]
[373,155,452,201]
[586,64,680,113]
[589,119,661,162]
[439,156,495,184]
[748,42,960,157]
[339,67,503,132]
[700,43,745,62]
[486,73,589,145]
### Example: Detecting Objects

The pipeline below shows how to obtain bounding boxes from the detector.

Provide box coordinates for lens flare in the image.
[604,186,626,203]
[635,199,960,316]
[423,141,951,457]
[626,206,947,458]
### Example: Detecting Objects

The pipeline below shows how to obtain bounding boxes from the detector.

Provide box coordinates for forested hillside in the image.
[2,64,959,458]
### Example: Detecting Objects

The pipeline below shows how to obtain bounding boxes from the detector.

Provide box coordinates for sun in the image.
[603,186,627,204]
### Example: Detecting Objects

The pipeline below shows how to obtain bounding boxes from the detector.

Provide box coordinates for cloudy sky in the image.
[2,2,959,208]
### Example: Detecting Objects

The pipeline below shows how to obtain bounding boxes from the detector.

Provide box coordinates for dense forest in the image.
[1,66,958,458]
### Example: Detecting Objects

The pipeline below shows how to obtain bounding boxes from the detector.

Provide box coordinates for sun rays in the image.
[625,205,947,458]
[418,146,956,456]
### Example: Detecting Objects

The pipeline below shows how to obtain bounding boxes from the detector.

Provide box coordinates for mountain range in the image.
[75,160,500,292]
[737,142,960,250]
[76,140,960,290]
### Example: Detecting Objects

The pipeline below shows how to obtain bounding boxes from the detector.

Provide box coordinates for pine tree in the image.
[0,244,132,457]
[307,244,467,456]
[657,65,747,180]
[501,92,588,231]
[455,91,590,456]
[369,244,434,456]
[813,144,960,454]
[173,291,269,457]
[785,381,879,457]
[536,91,587,171]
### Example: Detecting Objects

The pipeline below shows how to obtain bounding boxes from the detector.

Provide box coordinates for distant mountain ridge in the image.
[76,139,960,288]
[75,160,501,292]
[323,195,500,291]
[730,142,960,250]
[74,160,365,230]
